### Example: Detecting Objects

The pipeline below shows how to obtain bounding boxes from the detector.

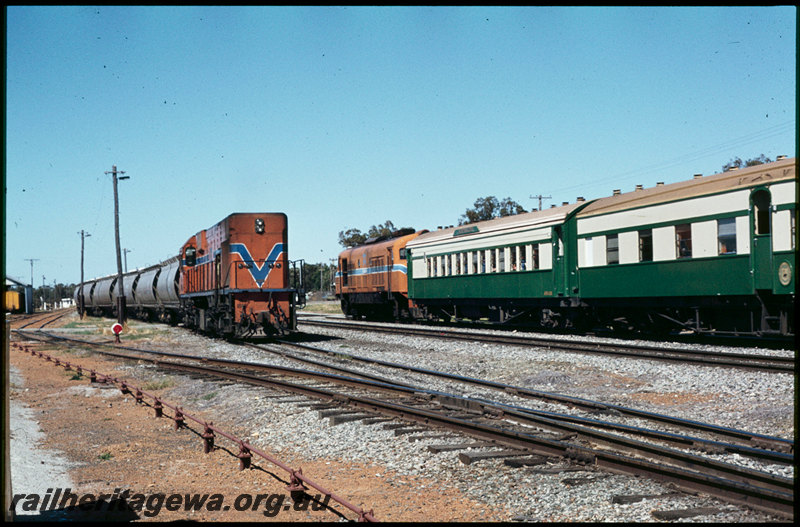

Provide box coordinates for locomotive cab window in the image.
[184,246,197,267]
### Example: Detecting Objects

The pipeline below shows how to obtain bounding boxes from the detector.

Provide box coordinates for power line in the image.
[549,120,795,195]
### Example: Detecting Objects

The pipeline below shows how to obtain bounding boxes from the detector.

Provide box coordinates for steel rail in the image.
[13,334,794,518]
[14,309,72,330]
[240,340,793,464]
[300,319,794,372]
[16,328,794,460]
[273,337,794,454]
[15,328,794,461]
[13,343,378,522]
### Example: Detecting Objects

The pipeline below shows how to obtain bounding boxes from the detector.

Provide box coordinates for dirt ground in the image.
[7,324,508,522]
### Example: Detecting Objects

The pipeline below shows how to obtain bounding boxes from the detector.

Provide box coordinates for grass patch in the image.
[142,377,175,391]
[201,391,217,401]
[98,452,113,461]
[300,301,343,315]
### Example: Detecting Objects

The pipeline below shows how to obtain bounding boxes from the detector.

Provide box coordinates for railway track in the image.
[298,317,795,373]
[11,327,794,518]
[11,308,73,330]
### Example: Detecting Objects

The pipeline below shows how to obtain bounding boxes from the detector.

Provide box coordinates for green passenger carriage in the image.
[406,157,795,336]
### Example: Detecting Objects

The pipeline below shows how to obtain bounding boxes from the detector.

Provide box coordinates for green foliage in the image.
[722,154,772,172]
[459,196,527,226]
[15,282,78,310]
[301,262,336,292]
[338,228,368,248]
[337,220,414,248]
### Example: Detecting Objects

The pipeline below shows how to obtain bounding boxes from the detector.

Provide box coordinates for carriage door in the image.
[553,226,566,296]
[750,189,773,290]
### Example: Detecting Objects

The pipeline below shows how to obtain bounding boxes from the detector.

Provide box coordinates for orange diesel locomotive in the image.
[335,228,427,320]
[180,213,298,336]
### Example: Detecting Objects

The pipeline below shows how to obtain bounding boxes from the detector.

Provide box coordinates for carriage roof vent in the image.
[612,189,621,196]
[635,184,643,191]
[693,173,703,179]
[777,155,787,160]
[656,181,664,186]
[577,196,585,202]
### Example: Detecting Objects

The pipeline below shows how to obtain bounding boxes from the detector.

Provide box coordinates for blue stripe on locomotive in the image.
[230,243,284,287]
[335,264,407,278]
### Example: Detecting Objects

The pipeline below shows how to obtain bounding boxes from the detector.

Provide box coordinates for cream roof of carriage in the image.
[407,201,586,248]
[407,157,796,249]
[577,156,796,218]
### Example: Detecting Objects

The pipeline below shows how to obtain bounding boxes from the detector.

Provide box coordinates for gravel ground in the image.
[9,309,795,522]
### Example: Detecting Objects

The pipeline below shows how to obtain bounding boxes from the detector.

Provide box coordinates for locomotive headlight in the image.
[255,218,265,234]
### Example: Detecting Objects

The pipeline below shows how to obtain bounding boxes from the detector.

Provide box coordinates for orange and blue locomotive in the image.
[78,212,302,337]
[335,228,428,320]
[179,213,298,336]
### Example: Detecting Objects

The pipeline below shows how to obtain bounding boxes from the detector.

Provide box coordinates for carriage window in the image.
[639,229,653,262]
[510,247,518,271]
[498,248,505,272]
[717,218,737,255]
[606,234,619,265]
[791,210,796,250]
[532,244,540,270]
[676,224,692,258]
[399,248,407,260]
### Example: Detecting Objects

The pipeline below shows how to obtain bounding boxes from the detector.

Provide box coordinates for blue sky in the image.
[5,6,796,286]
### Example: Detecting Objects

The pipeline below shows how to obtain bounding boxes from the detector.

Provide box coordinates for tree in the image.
[337,220,413,247]
[722,155,772,172]
[458,196,527,226]
[366,220,397,240]
[338,228,367,248]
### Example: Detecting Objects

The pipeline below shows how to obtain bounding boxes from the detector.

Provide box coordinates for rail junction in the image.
[10,322,794,519]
